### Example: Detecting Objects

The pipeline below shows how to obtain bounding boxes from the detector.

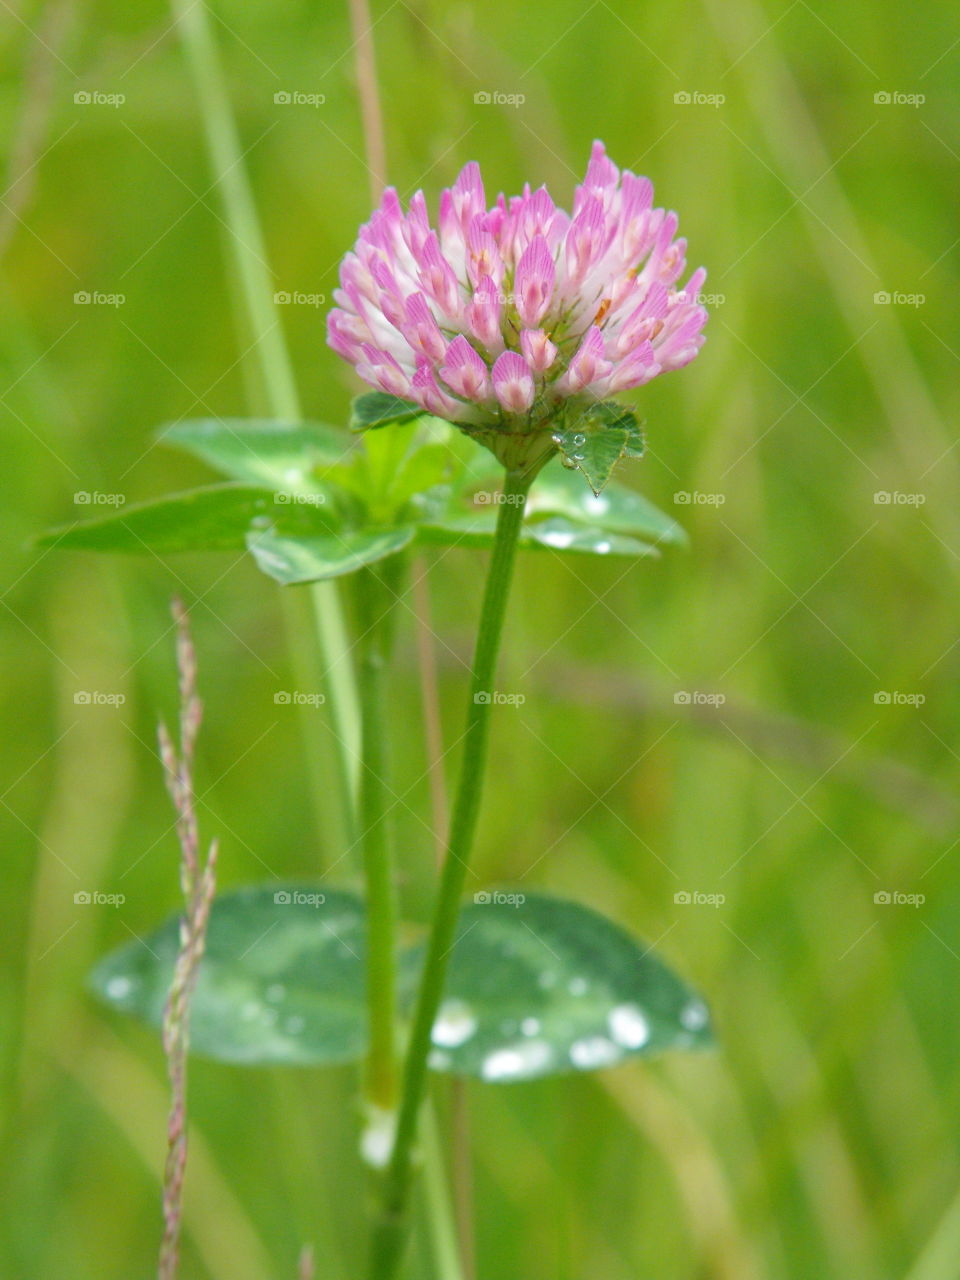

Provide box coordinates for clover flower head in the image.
[328,141,707,470]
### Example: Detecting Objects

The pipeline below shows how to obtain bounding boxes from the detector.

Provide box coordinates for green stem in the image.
[170,0,360,841]
[353,563,401,1112]
[369,466,534,1280]
[421,1102,467,1280]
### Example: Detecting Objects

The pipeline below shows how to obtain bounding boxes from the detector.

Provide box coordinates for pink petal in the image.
[491,351,535,414]
[514,235,556,327]
[440,335,491,403]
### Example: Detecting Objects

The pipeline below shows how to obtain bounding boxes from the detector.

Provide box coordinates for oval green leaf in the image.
[419,892,712,1082]
[36,484,334,554]
[90,885,367,1065]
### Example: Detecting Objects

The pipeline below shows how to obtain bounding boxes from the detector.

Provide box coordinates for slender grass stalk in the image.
[421,1105,467,1280]
[353,562,402,1114]
[158,599,219,1280]
[368,466,535,1279]
[169,0,360,838]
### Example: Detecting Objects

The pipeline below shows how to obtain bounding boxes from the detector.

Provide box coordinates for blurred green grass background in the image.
[3,0,960,1275]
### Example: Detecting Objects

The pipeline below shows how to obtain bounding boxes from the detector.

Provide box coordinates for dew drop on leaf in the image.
[569,1036,620,1069]
[433,998,478,1048]
[608,1003,650,1049]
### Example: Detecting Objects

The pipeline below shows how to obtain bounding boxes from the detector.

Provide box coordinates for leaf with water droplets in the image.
[554,402,645,495]
[415,454,684,559]
[416,892,712,1082]
[90,886,368,1065]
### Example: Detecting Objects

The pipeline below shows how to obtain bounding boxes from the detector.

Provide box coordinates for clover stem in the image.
[368,464,535,1279]
[353,561,403,1115]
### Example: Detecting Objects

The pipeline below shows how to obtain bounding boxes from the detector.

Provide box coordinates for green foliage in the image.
[36,483,334,553]
[247,526,416,584]
[161,419,348,491]
[412,892,711,1081]
[91,886,709,1079]
[349,392,424,432]
[40,417,682,579]
[553,402,646,495]
[91,886,368,1065]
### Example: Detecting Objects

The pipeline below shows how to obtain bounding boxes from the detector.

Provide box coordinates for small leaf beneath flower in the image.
[554,402,645,495]
[36,484,333,554]
[247,525,415,584]
[411,892,712,1082]
[160,418,349,492]
[350,392,423,433]
[90,886,368,1065]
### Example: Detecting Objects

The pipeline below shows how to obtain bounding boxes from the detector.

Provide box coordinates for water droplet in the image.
[481,1041,552,1081]
[680,999,708,1031]
[595,540,612,554]
[539,529,576,549]
[360,1107,397,1170]
[105,976,132,1000]
[585,495,610,515]
[573,433,587,446]
[521,1017,541,1037]
[266,983,286,1002]
[570,1036,620,1069]
[568,977,588,997]
[609,1003,650,1049]
[433,999,478,1047]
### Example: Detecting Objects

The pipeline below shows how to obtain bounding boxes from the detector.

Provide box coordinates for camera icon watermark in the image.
[274,91,326,107]
[873,290,925,307]
[873,90,925,106]
[673,691,726,707]
[74,291,125,307]
[874,889,925,906]
[473,690,526,706]
[473,90,525,108]
[473,890,526,907]
[74,691,126,707]
[273,290,326,307]
[873,690,925,707]
[74,490,125,506]
[274,690,326,707]
[673,90,725,107]
[473,490,526,506]
[274,491,326,506]
[273,889,326,907]
[74,889,126,906]
[873,490,925,505]
[74,89,125,107]
[674,890,726,907]
[674,491,725,506]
